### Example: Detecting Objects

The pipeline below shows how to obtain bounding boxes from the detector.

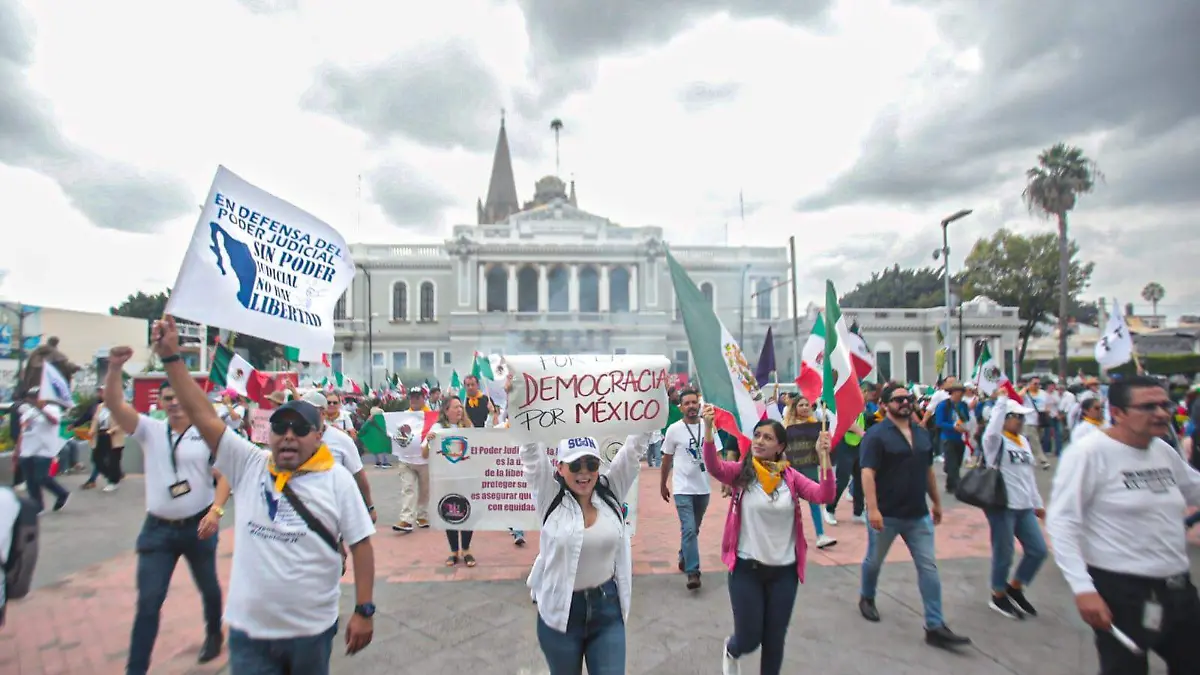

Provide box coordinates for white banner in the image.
[166,166,355,353]
[1095,298,1134,370]
[428,428,641,533]
[505,354,669,445]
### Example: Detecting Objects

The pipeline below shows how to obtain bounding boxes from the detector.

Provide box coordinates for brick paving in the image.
[2,462,1193,673]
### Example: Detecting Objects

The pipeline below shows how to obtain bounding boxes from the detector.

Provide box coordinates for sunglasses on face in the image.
[567,456,601,473]
[271,418,313,437]
[1127,401,1174,414]
[889,395,913,404]
[160,394,176,402]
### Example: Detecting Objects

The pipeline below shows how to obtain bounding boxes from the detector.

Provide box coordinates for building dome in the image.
[533,175,567,204]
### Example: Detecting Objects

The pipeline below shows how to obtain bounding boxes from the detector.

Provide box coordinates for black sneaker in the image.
[1006,585,1038,617]
[686,573,702,590]
[52,493,70,512]
[858,596,880,622]
[198,632,223,663]
[988,593,1023,620]
[925,624,971,648]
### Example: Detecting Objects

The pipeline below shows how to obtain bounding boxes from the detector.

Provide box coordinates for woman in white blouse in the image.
[1069,396,1108,445]
[980,396,1049,620]
[521,432,648,675]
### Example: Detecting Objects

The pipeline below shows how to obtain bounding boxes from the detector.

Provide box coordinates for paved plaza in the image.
[2,460,1195,674]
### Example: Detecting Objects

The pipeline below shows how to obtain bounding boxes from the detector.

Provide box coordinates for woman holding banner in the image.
[522,430,650,675]
[425,396,480,567]
[701,404,835,675]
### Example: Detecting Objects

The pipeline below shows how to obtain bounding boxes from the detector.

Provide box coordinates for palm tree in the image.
[550,118,563,175]
[1021,143,1101,383]
[1141,281,1165,320]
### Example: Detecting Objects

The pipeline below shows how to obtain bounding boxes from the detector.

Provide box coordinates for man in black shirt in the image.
[461,375,492,429]
[858,383,971,649]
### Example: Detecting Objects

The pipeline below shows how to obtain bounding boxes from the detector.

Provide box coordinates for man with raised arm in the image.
[142,316,376,673]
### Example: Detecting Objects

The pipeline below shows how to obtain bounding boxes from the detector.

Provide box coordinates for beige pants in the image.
[397,462,429,523]
[1023,423,1049,464]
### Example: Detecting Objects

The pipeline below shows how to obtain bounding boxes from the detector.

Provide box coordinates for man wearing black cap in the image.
[138,316,377,673]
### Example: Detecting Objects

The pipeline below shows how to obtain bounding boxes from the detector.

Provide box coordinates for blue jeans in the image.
[675,493,710,574]
[18,457,67,513]
[797,465,825,537]
[536,578,625,675]
[826,443,857,514]
[229,621,338,675]
[984,508,1047,592]
[726,558,798,675]
[646,440,663,467]
[860,514,945,629]
[127,513,224,675]
[1041,420,1062,456]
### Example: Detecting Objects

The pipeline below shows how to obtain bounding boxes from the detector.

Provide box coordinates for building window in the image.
[671,349,690,375]
[547,265,569,312]
[485,265,507,312]
[755,278,771,319]
[442,350,452,365]
[949,349,958,378]
[614,347,628,355]
[334,294,347,321]
[330,352,343,373]
[419,281,435,321]
[391,282,408,321]
[904,351,921,384]
[1004,349,1015,378]
[876,351,892,381]
[419,350,435,373]
[578,266,600,312]
[700,282,715,309]
[972,340,984,366]
[609,266,630,313]
[392,351,408,372]
[371,352,384,368]
[517,265,538,312]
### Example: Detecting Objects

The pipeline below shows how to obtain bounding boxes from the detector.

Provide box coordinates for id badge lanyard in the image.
[166,425,194,493]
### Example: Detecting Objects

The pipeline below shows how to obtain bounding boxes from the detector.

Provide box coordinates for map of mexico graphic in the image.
[209,221,258,309]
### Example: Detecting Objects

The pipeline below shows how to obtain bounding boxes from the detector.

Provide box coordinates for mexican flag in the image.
[359,410,438,455]
[449,370,463,398]
[801,312,873,381]
[972,343,1023,403]
[209,343,267,403]
[283,346,329,366]
[321,371,361,394]
[666,250,759,455]
[820,281,865,446]
[471,353,495,381]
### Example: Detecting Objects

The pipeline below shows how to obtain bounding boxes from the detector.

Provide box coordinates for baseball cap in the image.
[1002,399,1034,417]
[557,436,602,464]
[301,390,329,408]
[269,400,322,430]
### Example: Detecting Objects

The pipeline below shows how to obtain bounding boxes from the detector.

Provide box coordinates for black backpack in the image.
[1,489,39,628]
[543,474,625,526]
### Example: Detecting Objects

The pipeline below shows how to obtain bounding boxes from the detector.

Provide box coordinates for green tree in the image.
[962,229,1094,368]
[1141,281,1165,318]
[1022,143,1102,382]
[840,265,965,309]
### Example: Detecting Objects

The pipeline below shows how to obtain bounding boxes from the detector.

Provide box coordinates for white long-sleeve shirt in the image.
[981,399,1043,510]
[1046,431,1200,594]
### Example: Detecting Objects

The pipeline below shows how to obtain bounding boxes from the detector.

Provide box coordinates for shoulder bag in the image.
[280,483,348,575]
[954,437,1008,510]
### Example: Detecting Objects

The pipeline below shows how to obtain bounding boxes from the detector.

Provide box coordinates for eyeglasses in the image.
[327,400,341,406]
[160,394,176,402]
[888,395,913,404]
[271,418,313,437]
[567,457,601,473]
[1126,401,1174,414]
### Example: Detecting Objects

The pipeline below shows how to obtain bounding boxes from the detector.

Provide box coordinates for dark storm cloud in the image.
[367,162,457,227]
[303,41,507,154]
[0,0,193,232]
[795,0,1200,211]
[678,81,741,112]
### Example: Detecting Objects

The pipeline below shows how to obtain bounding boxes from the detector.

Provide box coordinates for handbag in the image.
[954,439,1008,510]
[280,483,348,575]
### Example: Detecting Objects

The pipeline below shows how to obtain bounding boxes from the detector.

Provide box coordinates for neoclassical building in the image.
[330,120,1023,388]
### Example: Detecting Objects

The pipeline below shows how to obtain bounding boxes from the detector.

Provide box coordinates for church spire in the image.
[480,110,520,224]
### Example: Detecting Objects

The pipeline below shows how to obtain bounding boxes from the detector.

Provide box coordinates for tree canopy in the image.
[839,265,965,309]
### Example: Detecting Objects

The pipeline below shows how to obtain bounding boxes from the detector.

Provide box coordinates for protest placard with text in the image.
[504,354,669,446]
[249,408,271,444]
[165,166,355,353]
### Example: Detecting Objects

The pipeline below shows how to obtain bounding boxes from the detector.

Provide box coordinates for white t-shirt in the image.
[322,426,363,475]
[1024,390,1048,426]
[216,404,246,432]
[574,512,621,590]
[134,416,217,520]
[981,401,1043,511]
[1043,391,1061,416]
[736,481,797,566]
[1047,432,1200,595]
[1058,390,1077,419]
[215,429,375,639]
[662,419,710,495]
[20,404,63,459]
[329,411,355,434]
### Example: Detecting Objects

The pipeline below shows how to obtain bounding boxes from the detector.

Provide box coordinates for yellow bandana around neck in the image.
[467,393,483,408]
[1084,416,1103,427]
[268,444,336,492]
[1002,431,1026,448]
[752,457,789,494]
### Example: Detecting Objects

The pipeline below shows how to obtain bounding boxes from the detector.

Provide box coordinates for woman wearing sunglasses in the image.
[700,403,835,675]
[1070,397,1108,445]
[522,431,649,675]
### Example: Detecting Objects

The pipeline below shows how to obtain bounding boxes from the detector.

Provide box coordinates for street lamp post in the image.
[936,209,973,379]
[738,264,751,347]
[355,264,373,387]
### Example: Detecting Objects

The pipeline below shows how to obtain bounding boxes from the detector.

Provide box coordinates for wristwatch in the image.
[212,506,226,518]
[354,603,376,618]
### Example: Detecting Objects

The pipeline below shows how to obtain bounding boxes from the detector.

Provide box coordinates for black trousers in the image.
[1089,566,1200,675]
[95,433,125,484]
[942,438,965,493]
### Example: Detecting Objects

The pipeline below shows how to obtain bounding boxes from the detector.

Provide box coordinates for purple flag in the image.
[754,326,776,387]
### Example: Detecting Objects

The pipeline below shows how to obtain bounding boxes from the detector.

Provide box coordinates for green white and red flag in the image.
[820,281,865,446]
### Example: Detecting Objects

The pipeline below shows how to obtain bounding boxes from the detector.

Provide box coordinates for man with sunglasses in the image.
[858,383,971,649]
[1048,375,1200,674]
[138,316,377,673]
[102,349,229,674]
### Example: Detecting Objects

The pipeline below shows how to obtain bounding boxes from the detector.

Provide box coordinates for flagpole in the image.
[788,236,801,380]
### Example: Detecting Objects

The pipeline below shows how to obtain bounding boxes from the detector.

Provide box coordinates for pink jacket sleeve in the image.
[702,439,742,486]
[790,466,837,505]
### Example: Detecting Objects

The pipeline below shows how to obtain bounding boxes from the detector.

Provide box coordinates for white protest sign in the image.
[505,354,669,445]
[166,166,355,353]
[428,428,642,533]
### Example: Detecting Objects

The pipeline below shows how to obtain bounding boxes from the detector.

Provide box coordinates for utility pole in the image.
[789,236,801,380]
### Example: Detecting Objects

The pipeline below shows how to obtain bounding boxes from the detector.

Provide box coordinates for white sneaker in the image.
[823,510,838,526]
[816,534,837,549]
[102,483,119,493]
[722,640,740,675]
[852,513,867,524]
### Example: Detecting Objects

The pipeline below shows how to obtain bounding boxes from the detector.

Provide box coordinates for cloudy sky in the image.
[1,0,1196,320]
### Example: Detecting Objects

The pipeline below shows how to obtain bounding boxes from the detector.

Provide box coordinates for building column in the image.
[507,264,518,312]
[599,265,611,312]
[629,264,639,312]
[537,264,549,312]
[568,265,580,312]
[771,278,781,319]
[477,263,487,312]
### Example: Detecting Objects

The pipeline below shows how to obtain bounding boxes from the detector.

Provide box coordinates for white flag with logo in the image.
[1094,298,1134,370]
[165,166,355,353]
[38,361,72,406]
